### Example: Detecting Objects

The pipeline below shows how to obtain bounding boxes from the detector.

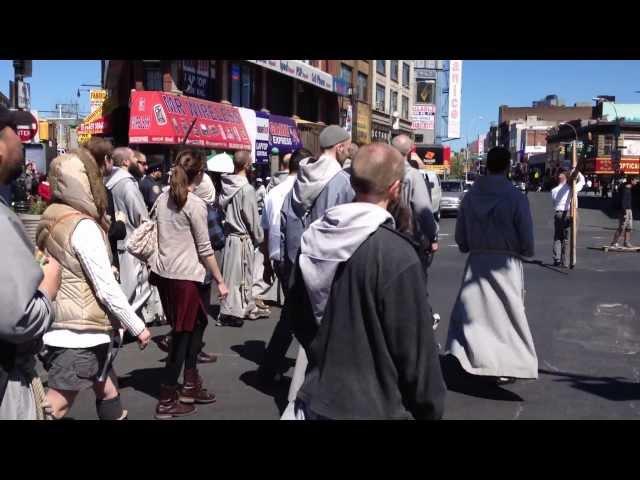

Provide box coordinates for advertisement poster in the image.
[411,104,436,130]
[128,90,251,150]
[255,111,270,164]
[182,60,209,99]
[269,115,302,154]
[447,60,463,139]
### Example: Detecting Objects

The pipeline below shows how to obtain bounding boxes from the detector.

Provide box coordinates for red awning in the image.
[128,90,251,150]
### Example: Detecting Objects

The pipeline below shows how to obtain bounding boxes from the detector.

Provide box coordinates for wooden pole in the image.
[570,139,578,268]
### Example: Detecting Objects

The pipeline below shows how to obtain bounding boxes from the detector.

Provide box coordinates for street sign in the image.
[17,124,37,143]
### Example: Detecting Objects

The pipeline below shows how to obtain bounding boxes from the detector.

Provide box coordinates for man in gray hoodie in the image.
[0,107,61,419]
[287,143,445,419]
[257,126,355,385]
[104,147,152,319]
[391,135,439,271]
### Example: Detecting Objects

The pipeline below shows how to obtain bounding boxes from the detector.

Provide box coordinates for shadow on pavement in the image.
[231,340,294,415]
[239,370,291,415]
[230,340,296,370]
[539,369,640,401]
[578,196,617,219]
[118,367,166,401]
[440,354,524,402]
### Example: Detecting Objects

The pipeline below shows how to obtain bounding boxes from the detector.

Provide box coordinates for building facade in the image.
[102,60,344,166]
[327,60,372,145]
[498,102,593,164]
[370,60,415,144]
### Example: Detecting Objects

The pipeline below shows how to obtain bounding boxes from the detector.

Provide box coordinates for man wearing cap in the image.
[0,106,61,419]
[257,125,354,386]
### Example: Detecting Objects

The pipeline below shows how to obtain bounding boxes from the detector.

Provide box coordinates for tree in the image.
[450,152,465,178]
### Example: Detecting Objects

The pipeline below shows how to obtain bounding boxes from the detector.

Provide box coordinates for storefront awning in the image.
[128,91,252,150]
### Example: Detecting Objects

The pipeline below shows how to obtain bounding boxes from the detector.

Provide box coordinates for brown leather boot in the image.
[155,384,197,420]
[180,368,217,404]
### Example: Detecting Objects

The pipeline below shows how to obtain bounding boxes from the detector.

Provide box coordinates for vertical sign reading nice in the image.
[447,60,463,139]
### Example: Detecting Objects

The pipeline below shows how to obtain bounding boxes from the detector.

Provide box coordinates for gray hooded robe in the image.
[219,174,264,318]
[105,168,151,315]
[445,174,538,379]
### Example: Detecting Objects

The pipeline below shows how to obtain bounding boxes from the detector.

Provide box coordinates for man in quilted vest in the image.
[37,148,151,420]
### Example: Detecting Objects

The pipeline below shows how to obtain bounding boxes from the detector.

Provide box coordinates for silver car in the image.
[439,180,466,216]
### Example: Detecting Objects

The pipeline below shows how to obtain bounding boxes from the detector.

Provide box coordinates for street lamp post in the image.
[559,122,579,268]
[465,116,484,174]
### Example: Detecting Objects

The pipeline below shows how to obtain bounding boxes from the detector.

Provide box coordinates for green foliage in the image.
[450,153,465,178]
[28,199,47,215]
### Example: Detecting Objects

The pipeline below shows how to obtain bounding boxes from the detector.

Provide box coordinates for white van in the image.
[421,170,442,221]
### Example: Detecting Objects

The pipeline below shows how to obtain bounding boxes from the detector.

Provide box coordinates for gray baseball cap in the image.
[319,125,350,149]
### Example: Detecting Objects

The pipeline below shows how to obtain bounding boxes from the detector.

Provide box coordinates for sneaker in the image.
[247,308,270,320]
[216,315,244,328]
[611,243,620,248]
[624,243,634,249]
[553,260,561,267]
[255,298,269,310]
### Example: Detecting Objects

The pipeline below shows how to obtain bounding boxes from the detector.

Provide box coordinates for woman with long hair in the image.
[150,149,228,419]
[37,148,151,420]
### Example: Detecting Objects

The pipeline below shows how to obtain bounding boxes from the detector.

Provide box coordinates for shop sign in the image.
[411,104,435,130]
[255,111,270,164]
[447,60,462,139]
[356,102,371,144]
[128,90,251,150]
[247,60,334,92]
[593,157,640,174]
[77,116,111,135]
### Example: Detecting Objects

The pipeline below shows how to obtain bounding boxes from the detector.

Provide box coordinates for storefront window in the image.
[390,61,398,83]
[402,63,410,88]
[415,80,435,104]
[241,64,252,108]
[390,91,398,115]
[144,63,162,91]
[377,60,386,76]
[357,73,368,102]
[230,63,241,106]
[340,64,353,86]
[376,84,385,112]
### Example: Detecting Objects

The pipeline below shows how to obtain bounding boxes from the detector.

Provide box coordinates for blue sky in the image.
[453,60,640,152]
[0,60,101,118]
[2,60,639,152]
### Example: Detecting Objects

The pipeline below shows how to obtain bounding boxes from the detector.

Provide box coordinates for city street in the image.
[53,192,640,420]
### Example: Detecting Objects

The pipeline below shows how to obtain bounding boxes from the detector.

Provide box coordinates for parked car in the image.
[420,170,442,221]
[440,179,467,216]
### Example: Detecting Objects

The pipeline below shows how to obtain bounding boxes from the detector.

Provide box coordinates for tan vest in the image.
[36,203,113,333]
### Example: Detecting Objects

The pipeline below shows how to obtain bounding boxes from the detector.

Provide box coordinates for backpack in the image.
[207,204,226,251]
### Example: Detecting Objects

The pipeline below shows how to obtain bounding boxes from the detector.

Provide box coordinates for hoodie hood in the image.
[49,152,101,219]
[299,202,394,325]
[271,170,290,187]
[292,153,342,215]
[104,166,134,191]
[193,172,216,206]
[218,174,248,210]
[465,174,516,220]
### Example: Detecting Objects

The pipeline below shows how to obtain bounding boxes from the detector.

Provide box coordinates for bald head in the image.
[233,150,252,173]
[351,144,405,197]
[391,134,413,157]
[112,147,134,168]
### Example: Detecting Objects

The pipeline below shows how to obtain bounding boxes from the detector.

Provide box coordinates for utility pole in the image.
[570,138,577,268]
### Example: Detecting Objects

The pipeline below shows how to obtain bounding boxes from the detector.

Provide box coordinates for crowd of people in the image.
[4,100,634,420]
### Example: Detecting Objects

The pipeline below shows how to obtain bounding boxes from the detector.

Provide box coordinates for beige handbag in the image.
[126,202,157,264]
